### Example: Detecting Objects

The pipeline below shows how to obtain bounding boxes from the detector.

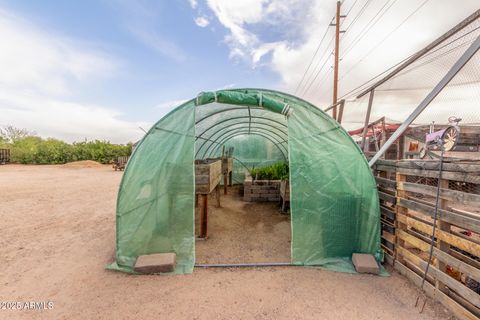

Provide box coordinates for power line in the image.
[300,1,358,98]
[337,13,479,102]
[341,0,398,59]
[299,35,335,96]
[340,0,374,42]
[344,0,360,16]
[294,19,333,95]
[301,47,334,96]
[340,0,431,81]
[304,62,334,97]
[299,0,371,99]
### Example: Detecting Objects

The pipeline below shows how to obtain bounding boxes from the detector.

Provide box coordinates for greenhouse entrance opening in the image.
[110,89,382,275]
[193,91,293,265]
[193,97,292,264]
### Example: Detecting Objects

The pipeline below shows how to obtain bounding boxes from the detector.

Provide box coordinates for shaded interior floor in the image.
[195,185,291,264]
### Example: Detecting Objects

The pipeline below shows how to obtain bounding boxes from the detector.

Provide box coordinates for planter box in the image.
[195,159,222,194]
[244,175,281,202]
[206,157,233,175]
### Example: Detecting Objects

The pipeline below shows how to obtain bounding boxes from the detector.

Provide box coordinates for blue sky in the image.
[0,0,477,142]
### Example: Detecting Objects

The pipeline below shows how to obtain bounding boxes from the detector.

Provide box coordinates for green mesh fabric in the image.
[108,88,381,274]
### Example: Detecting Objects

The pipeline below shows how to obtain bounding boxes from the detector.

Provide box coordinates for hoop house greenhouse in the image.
[109,88,382,274]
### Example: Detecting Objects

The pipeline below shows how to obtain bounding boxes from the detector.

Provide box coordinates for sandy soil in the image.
[0,164,455,320]
[195,186,291,264]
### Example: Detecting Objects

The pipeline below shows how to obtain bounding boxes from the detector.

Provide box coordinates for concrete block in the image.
[134,253,176,274]
[352,253,379,274]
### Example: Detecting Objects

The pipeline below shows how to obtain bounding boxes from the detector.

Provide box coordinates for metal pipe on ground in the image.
[195,262,294,268]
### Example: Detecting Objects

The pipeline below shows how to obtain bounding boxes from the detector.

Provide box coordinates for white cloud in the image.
[0,9,119,97]
[0,7,144,143]
[0,93,148,143]
[189,0,198,9]
[194,16,210,28]
[205,0,480,125]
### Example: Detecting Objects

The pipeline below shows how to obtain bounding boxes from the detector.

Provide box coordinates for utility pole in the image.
[331,1,345,120]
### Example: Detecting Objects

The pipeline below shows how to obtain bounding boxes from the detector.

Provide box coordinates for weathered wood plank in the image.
[398,230,480,282]
[380,205,396,220]
[397,213,480,257]
[379,191,396,204]
[382,230,396,244]
[395,160,480,173]
[394,260,478,320]
[397,198,480,233]
[398,181,480,206]
[397,246,480,308]
[450,250,480,270]
[396,167,480,184]
[375,176,397,189]
[373,164,397,173]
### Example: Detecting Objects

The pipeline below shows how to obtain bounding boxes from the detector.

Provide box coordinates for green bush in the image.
[4,136,132,164]
[250,162,289,180]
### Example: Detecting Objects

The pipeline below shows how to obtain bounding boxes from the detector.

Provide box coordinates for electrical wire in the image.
[336,17,479,101]
[341,0,398,59]
[302,50,334,96]
[299,35,335,96]
[294,19,333,95]
[340,0,431,81]
[299,0,366,97]
[342,0,373,36]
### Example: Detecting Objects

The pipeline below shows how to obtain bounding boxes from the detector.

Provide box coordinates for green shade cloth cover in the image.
[108,88,382,274]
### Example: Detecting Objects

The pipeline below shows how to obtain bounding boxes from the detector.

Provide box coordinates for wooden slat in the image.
[398,181,480,206]
[381,243,394,255]
[450,249,480,270]
[394,260,478,320]
[379,191,396,204]
[395,160,480,173]
[398,230,480,282]
[382,230,396,244]
[380,205,396,220]
[373,164,397,173]
[397,246,480,308]
[381,220,395,234]
[375,176,397,189]
[396,167,480,184]
[397,213,480,258]
[398,198,480,233]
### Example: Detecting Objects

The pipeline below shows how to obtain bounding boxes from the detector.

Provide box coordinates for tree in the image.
[0,125,36,143]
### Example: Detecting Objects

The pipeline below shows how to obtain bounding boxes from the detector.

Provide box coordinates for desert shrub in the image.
[250,162,289,180]
[5,136,132,164]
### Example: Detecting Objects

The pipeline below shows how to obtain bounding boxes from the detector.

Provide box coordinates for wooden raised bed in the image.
[195,159,222,194]
[195,159,222,239]
[206,157,233,194]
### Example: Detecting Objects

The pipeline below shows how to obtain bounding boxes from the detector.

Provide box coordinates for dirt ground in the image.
[0,164,455,319]
[195,186,291,264]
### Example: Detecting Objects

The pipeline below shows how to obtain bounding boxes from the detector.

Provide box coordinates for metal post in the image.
[369,35,480,167]
[360,89,375,151]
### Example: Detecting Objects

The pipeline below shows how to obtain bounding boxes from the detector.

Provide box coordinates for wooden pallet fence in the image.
[373,159,480,320]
